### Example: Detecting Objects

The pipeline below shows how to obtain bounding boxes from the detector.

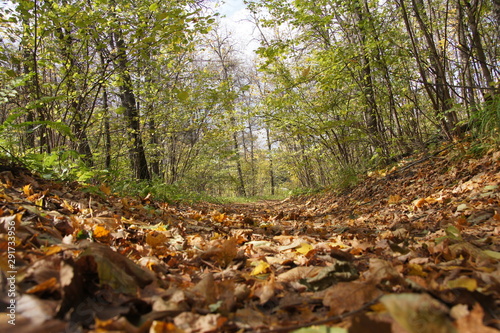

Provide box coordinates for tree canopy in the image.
[1,0,499,197]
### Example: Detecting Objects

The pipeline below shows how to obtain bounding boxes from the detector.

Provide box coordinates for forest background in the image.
[0,0,499,200]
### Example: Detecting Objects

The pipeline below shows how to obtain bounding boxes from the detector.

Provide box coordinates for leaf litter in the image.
[1,145,499,332]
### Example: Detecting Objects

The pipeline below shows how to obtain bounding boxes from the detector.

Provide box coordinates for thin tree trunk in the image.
[114,32,151,180]
[463,0,496,96]
[103,88,112,170]
[266,127,275,196]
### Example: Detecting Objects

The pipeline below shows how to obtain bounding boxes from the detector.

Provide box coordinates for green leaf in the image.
[156,12,169,20]
[177,89,190,101]
[483,250,500,259]
[445,225,462,241]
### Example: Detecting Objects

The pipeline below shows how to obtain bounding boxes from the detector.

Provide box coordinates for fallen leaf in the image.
[251,260,271,276]
[296,242,314,255]
[174,312,227,333]
[146,230,169,248]
[253,278,276,304]
[323,281,382,316]
[388,194,402,204]
[452,303,498,333]
[380,293,455,333]
[78,242,155,294]
[277,266,323,283]
[447,276,477,291]
[291,326,347,333]
[93,225,111,242]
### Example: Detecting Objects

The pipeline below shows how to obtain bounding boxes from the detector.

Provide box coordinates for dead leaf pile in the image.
[0,145,499,332]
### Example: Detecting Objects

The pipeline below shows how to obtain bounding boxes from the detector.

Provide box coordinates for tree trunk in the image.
[114,33,151,180]
[233,131,246,197]
[266,127,276,196]
[463,0,496,96]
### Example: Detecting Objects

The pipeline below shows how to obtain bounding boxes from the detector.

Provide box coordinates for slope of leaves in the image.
[1,142,499,332]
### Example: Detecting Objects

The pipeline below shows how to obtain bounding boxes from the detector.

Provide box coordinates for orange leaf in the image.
[150,321,184,333]
[23,184,34,196]
[146,231,169,248]
[99,184,112,196]
[26,277,58,294]
[93,225,111,242]
[413,198,426,208]
[453,303,499,333]
[212,212,226,223]
[493,212,500,222]
[388,194,402,204]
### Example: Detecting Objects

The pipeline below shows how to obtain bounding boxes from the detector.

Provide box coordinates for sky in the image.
[212,0,259,59]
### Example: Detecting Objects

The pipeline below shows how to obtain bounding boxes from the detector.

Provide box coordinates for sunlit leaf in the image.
[251,260,271,276]
[447,277,477,291]
[388,194,402,204]
[296,242,313,255]
[483,249,500,259]
[146,231,169,248]
[23,184,33,196]
[93,225,111,242]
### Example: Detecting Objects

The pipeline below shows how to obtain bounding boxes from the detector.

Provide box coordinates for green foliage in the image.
[0,75,29,105]
[289,187,325,197]
[23,150,100,182]
[1,0,498,199]
[112,180,218,204]
[218,194,289,204]
[471,96,500,141]
[329,165,361,193]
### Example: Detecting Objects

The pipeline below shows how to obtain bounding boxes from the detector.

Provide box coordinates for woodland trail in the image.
[1,142,500,332]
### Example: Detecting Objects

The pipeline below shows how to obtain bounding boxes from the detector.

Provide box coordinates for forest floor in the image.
[1,140,500,333]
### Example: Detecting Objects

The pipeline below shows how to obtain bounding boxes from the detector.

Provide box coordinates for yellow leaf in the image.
[212,213,226,223]
[23,184,33,196]
[296,243,313,255]
[150,321,183,333]
[93,225,111,241]
[251,260,270,276]
[151,223,168,231]
[407,263,427,277]
[425,196,437,204]
[99,184,112,196]
[44,245,64,256]
[62,199,77,213]
[388,194,402,204]
[447,277,477,291]
[146,231,168,248]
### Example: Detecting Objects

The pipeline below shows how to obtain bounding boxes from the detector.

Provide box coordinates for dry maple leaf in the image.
[325,281,383,318]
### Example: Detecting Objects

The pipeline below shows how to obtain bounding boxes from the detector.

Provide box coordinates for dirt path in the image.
[2,146,499,332]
